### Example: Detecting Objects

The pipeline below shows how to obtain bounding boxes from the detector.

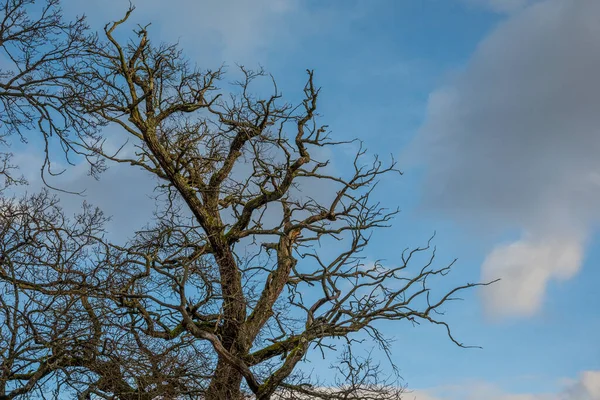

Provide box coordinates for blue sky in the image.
[16,0,600,398]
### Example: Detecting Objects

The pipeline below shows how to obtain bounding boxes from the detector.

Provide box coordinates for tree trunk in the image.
[205,359,245,400]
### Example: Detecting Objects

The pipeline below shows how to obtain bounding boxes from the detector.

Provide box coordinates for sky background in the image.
[12,0,600,398]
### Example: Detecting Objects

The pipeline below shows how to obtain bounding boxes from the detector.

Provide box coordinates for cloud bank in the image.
[415,0,600,317]
[414,370,600,400]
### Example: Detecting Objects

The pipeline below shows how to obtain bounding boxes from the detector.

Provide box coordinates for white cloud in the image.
[480,233,584,318]
[413,0,600,317]
[412,370,600,400]
[561,371,600,400]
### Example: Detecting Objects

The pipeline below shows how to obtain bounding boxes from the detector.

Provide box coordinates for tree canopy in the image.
[0,2,490,399]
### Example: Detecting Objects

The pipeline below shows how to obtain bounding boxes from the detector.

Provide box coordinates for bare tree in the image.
[0,190,101,398]
[59,9,492,399]
[0,0,101,189]
[0,4,493,400]
[0,190,214,399]
[0,2,208,398]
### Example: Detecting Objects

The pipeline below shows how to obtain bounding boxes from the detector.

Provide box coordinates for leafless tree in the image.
[0,0,101,190]
[0,190,214,399]
[0,4,493,400]
[0,190,102,398]
[0,2,208,398]
[63,8,492,399]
